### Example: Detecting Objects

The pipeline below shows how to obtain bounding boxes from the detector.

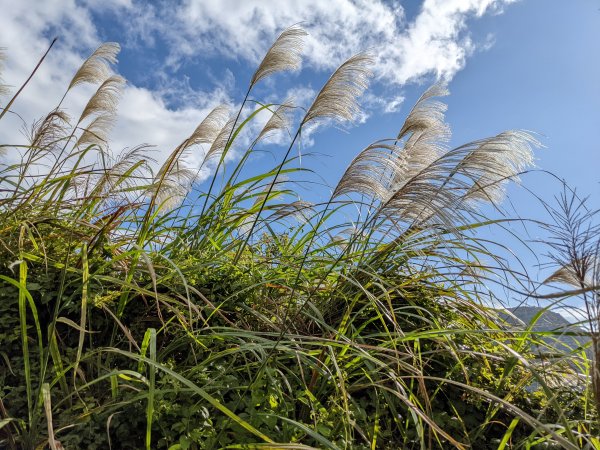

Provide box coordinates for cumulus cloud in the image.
[0,0,231,180]
[119,0,517,84]
[0,0,518,180]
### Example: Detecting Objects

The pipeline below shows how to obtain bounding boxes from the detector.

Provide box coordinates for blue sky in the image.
[0,0,599,314]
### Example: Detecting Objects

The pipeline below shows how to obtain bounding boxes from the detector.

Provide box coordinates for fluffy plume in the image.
[543,256,598,288]
[188,105,230,147]
[383,85,451,206]
[88,145,153,199]
[152,159,198,212]
[332,90,536,231]
[394,83,450,182]
[333,142,406,201]
[397,83,449,143]
[151,107,232,212]
[272,200,315,224]
[257,101,294,143]
[303,52,373,125]
[74,76,125,150]
[29,110,71,151]
[460,131,538,205]
[68,43,120,90]
[333,85,450,204]
[76,115,115,148]
[78,75,125,123]
[380,131,536,227]
[251,25,307,86]
[544,264,585,287]
[200,118,236,168]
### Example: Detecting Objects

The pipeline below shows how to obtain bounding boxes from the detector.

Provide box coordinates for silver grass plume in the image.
[333,87,537,230]
[380,131,536,227]
[257,101,294,143]
[250,25,307,86]
[76,115,115,148]
[303,52,373,125]
[544,264,588,287]
[29,110,71,152]
[394,83,450,183]
[333,85,450,203]
[333,142,406,201]
[78,75,125,123]
[75,75,125,149]
[68,42,120,89]
[88,145,152,199]
[200,118,236,168]
[397,83,449,143]
[460,131,537,205]
[543,247,598,289]
[272,200,315,224]
[188,104,230,147]
[153,106,231,211]
[153,160,197,211]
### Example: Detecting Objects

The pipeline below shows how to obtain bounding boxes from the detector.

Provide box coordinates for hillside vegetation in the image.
[0,28,598,449]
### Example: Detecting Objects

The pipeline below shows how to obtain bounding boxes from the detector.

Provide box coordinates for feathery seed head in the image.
[397,83,450,152]
[30,110,71,151]
[76,115,115,148]
[87,144,152,199]
[303,52,374,125]
[153,163,198,212]
[257,101,294,143]
[188,104,230,147]
[333,142,406,201]
[78,75,125,124]
[68,42,120,90]
[251,25,307,86]
[544,264,586,287]
[75,75,125,149]
[461,131,538,205]
[201,118,236,167]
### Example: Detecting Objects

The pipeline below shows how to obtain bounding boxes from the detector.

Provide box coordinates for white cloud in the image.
[118,0,517,85]
[0,0,232,181]
[384,96,406,114]
[0,0,519,182]
[377,0,518,84]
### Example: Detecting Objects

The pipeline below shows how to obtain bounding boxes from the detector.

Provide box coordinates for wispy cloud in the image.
[0,0,518,178]
[115,0,517,85]
[0,0,231,180]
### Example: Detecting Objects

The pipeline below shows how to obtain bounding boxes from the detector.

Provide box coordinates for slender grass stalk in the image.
[0,38,57,122]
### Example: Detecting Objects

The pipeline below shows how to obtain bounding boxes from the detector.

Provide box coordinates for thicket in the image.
[0,27,598,449]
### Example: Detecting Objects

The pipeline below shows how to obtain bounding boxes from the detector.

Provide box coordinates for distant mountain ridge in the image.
[501,306,590,355]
